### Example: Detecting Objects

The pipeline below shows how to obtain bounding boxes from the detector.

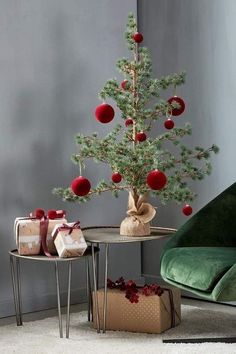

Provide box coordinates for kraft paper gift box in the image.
[14,212,67,256]
[52,222,87,258]
[93,285,181,334]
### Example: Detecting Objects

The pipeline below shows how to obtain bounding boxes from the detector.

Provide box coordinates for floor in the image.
[0,296,234,327]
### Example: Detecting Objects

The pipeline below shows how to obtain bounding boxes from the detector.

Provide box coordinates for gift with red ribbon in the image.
[14,209,67,257]
[52,221,87,258]
[93,278,181,334]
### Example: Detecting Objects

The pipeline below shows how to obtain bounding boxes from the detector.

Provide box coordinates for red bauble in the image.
[71,176,91,196]
[182,204,193,216]
[136,132,147,142]
[164,119,175,130]
[167,96,185,116]
[47,209,57,219]
[121,80,130,90]
[146,170,167,190]
[132,32,143,43]
[125,118,133,127]
[34,208,45,219]
[95,103,115,123]
[112,172,122,183]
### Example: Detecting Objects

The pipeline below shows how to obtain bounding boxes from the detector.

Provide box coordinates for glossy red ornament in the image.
[167,96,185,116]
[34,208,45,218]
[47,209,57,219]
[95,103,115,123]
[182,204,193,216]
[125,118,133,127]
[112,172,122,183]
[136,132,147,142]
[132,32,143,43]
[121,79,130,90]
[71,176,91,196]
[164,118,175,130]
[146,169,167,190]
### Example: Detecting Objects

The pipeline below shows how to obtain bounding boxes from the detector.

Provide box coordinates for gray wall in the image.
[139,0,236,280]
[0,0,138,318]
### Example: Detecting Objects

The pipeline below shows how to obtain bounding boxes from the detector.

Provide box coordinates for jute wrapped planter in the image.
[120,192,156,236]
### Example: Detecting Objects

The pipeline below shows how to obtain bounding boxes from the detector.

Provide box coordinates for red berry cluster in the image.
[107,277,164,303]
[142,284,163,297]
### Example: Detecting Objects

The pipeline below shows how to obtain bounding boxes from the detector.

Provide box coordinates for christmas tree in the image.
[54,14,218,236]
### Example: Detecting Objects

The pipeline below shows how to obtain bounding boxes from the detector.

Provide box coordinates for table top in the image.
[82,226,176,244]
[9,246,99,262]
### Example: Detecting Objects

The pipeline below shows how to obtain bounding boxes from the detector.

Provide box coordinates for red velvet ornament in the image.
[95,103,115,123]
[168,96,185,116]
[132,32,143,43]
[121,80,130,90]
[164,118,175,130]
[146,169,167,190]
[47,209,57,219]
[34,208,45,219]
[71,176,91,196]
[182,204,193,216]
[136,132,147,142]
[167,96,185,116]
[112,172,122,183]
[125,118,133,127]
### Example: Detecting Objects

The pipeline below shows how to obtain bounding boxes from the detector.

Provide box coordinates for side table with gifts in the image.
[11,214,182,338]
[11,208,99,338]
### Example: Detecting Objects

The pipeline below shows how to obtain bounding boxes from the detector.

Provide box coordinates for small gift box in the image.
[93,278,181,334]
[14,209,67,256]
[52,221,87,258]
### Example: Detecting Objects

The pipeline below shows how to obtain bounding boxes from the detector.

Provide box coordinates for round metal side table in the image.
[82,226,176,333]
[9,246,99,338]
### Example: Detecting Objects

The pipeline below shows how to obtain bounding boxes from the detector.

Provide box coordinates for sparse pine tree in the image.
[53,14,218,236]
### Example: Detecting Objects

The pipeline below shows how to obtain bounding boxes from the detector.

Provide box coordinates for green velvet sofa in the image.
[160,182,236,302]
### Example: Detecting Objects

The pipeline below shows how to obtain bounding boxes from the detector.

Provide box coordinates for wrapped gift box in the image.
[14,215,67,256]
[93,285,181,334]
[52,222,87,258]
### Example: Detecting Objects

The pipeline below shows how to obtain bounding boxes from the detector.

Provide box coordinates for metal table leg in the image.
[66,261,72,339]
[92,244,100,333]
[15,258,23,325]
[55,261,63,338]
[103,244,109,333]
[86,258,92,322]
[96,242,99,289]
[10,255,21,326]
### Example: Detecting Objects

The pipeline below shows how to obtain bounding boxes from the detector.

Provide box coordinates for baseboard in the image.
[0,286,87,319]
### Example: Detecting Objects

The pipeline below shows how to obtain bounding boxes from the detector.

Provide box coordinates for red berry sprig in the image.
[107,277,164,303]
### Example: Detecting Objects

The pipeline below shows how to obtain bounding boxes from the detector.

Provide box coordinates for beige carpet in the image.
[0,305,236,354]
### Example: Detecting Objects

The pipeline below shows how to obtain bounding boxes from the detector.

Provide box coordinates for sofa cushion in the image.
[161,247,236,291]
